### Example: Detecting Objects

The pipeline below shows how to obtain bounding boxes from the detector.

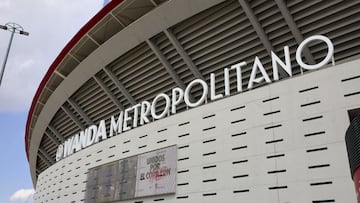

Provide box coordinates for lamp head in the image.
[19,30,29,36]
[0,25,7,30]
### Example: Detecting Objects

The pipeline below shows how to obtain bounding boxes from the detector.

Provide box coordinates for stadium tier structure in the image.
[26,0,360,202]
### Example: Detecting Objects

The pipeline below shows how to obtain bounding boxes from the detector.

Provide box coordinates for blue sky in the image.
[0,1,102,202]
[0,112,32,202]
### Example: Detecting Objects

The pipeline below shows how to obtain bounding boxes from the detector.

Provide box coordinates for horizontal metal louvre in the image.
[154,33,179,62]
[36,157,47,173]
[289,0,360,62]
[75,78,112,123]
[153,33,195,84]
[250,0,302,71]
[39,136,57,159]
[108,42,177,103]
[109,43,152,80]
[51,109,81,140]
[173,0,261,94]
[63,102,86,126]
[35,0,360,176]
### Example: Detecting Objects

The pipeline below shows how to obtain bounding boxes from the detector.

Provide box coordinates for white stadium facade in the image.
[26,0,360,202]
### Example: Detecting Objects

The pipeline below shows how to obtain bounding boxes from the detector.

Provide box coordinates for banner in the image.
[85,145,177,203]
[135,146,177,196]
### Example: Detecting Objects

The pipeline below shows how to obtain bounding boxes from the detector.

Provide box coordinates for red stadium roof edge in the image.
[25,0,124,161]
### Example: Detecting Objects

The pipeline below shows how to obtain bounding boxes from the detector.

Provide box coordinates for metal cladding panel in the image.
[29,0,360,200]
[33,59,360,203]
[33,0,360,175]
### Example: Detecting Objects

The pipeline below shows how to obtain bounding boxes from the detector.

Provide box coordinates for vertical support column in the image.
[48,125,65,142]
[93,75,124,111]
[103,67,137,105]
[274,0,315,64]
[61,105,85,130]
[38,148,55,165]
[146,39,185,89]
[37,153,52,167]
[44,130,60,145]
[67,98,93,125]
[164,29,204,80]
[238,0,287,78]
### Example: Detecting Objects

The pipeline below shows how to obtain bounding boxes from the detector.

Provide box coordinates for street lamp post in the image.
[0,22,29,86]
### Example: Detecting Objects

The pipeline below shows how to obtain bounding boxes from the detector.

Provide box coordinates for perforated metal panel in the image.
[33,59,360,203]
[34,0,360,176]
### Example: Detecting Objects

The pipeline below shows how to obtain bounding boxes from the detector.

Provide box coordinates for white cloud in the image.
[0,0,102,112]
[10,188,34,202]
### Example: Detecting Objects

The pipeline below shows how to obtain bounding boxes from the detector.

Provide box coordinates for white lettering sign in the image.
[56,35,334,161]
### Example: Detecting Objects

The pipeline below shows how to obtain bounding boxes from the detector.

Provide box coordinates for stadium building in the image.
[26,0,360,202]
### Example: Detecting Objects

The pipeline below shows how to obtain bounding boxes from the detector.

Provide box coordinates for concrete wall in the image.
[33,59,360,203]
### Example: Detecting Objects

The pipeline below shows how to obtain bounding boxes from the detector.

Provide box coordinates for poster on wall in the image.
[85,145,177,203]
[135,146,177,197]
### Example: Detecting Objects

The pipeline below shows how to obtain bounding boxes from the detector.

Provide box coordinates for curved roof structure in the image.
[25,0,124,161]
[26,0,360,185]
